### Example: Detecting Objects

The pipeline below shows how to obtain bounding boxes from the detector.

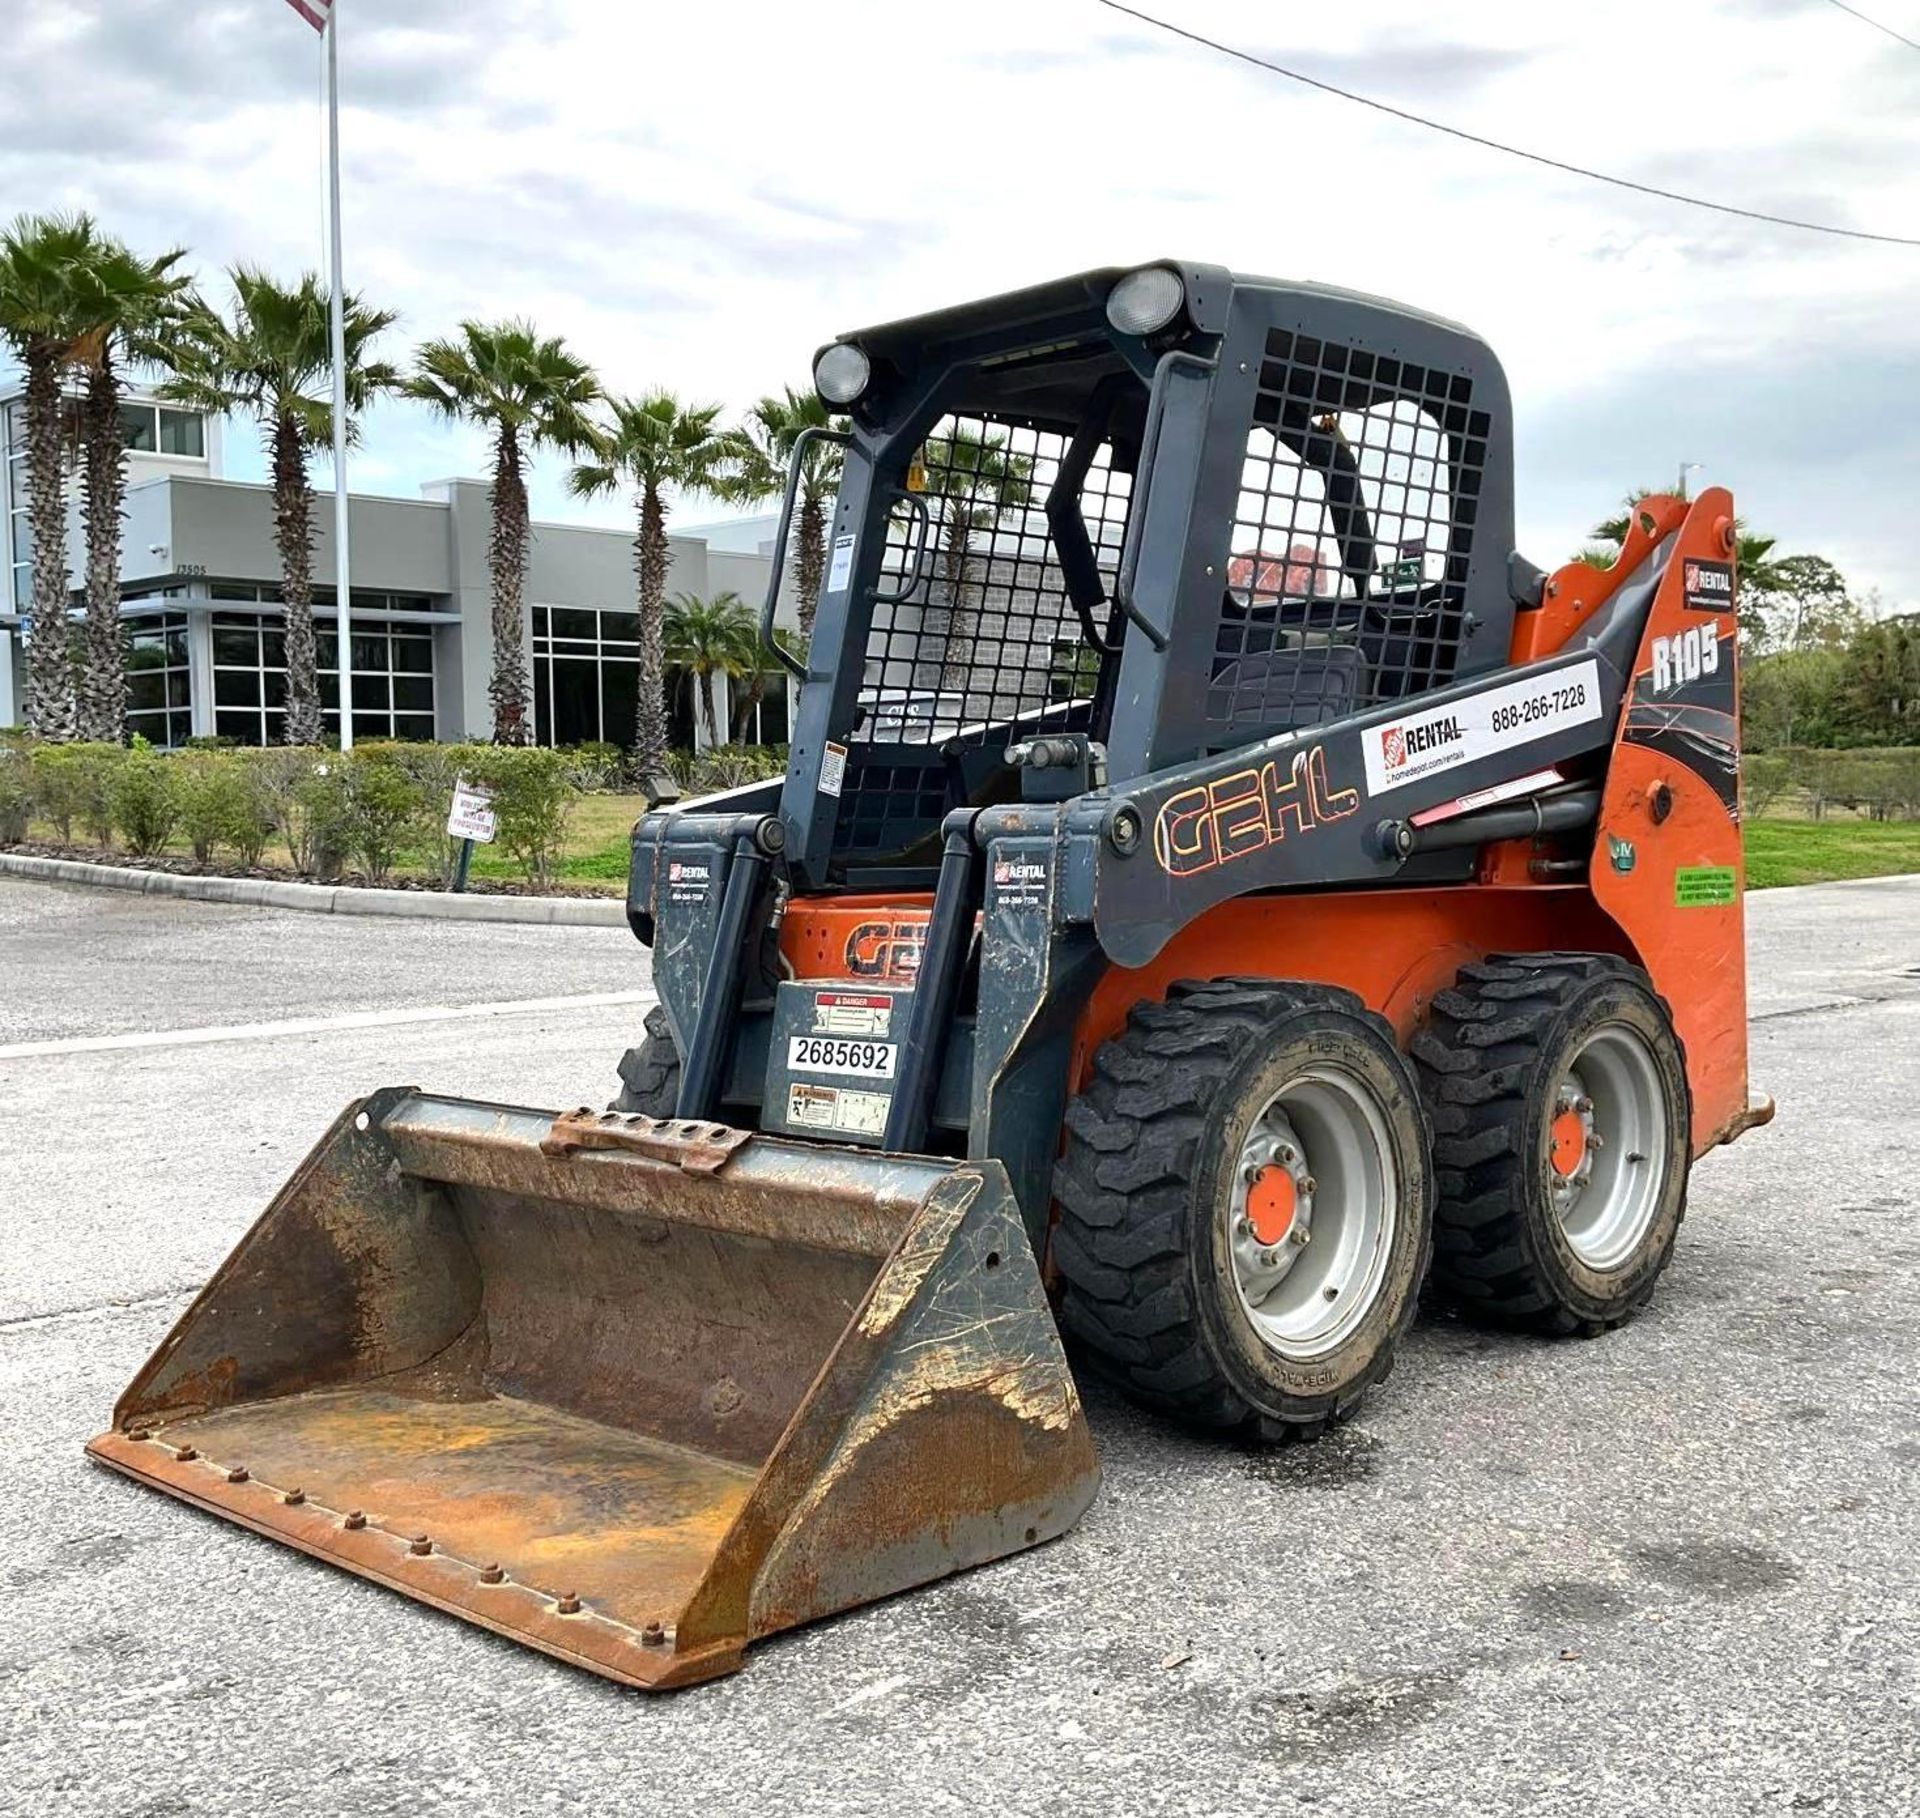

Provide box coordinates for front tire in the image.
[1051,979,1434,1441]
[1412,953,1691,1336]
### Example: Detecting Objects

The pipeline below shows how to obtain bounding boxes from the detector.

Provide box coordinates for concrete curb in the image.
[0,851,628,926]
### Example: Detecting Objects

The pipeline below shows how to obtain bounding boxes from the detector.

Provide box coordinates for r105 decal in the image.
[1650,623,1721,696]
[1154,745,1357,878]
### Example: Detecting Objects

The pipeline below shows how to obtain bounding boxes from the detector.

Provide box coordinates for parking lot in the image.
[2,875,1915,1817]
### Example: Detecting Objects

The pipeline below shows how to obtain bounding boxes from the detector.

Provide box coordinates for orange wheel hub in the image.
[1549,1110,1588,1178]
[1246,1165,1298,1245]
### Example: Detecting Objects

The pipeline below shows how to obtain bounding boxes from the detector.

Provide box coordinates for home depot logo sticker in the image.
[990,857,1049,906]
[1682,559,1734,613]
[1379,715,1463,773]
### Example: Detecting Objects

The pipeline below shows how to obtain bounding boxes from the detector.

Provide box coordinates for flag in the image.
[283,0,333,31]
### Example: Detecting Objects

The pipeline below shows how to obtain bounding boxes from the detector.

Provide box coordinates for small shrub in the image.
[110,741,180,857]
[343,748,426,883]
[563,740,626,793]
[30,742,124,845]
[1741,752,1792,820]
[455,744,579,887]
[687,742,788,796]
[0,741,29,843]
[174,753,239,863]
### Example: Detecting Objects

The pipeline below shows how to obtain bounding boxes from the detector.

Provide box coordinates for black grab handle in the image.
[760,424,852,680]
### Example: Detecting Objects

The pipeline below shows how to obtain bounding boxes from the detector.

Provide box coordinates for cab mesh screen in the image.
[1209,327,1490,739]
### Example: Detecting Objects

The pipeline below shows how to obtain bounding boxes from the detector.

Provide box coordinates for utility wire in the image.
[1823,0,1920,56]
[1092,0,1920,247]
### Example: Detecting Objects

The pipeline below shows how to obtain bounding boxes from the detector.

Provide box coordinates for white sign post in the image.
[446,778,496,892]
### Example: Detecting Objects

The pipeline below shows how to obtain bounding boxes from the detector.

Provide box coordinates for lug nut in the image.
[1235,1215,1254,1238]
[1588,1133,1606,1152]
[1259,1249,1283,1269]
[641,1621,666,1647]
[557,1591,582,1615]
[343,1510,366,1531]
[1291,1226,1311,1246]
[1277,1144,1296,1164]
[1301,1176,1317,1196]
[1243,1164,1262,1185]
[478,1564,505,1585]
[409,1535,433,1556]
[1573,1096,1592,1115]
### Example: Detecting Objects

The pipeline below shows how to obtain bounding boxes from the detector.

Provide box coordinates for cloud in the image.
[5,0,1916,611]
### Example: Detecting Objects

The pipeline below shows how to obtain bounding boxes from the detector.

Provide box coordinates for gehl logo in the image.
[844,922,924,980]
[1155,745,1358,878]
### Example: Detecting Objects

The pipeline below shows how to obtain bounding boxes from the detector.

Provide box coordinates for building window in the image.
[210,612,436,745]
[532,603,640,747]
[117,402,206,459]
[125,614,191,748]
[4,399,26,610]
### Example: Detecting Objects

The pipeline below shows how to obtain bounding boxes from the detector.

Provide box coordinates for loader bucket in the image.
[86,1089,1099,1689]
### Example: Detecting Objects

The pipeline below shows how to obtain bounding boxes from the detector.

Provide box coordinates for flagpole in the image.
[324,1,354,751]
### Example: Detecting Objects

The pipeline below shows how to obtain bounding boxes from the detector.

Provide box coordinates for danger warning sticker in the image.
[813,992,894,1037]
[786,1082,890,1138]
[1363,659,1602,797]
[819,741,848,799]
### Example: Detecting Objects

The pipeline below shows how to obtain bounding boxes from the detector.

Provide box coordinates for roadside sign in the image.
[447,779,497,844]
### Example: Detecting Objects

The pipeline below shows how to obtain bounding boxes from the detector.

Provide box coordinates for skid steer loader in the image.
[92,263,1772,1689]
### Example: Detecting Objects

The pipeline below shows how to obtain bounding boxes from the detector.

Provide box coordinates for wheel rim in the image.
[1225,1065,1397,1362]
[1548,1022,1668,1271]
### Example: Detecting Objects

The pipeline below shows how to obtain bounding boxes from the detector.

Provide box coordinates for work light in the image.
[1105,266,1186,337]
[814,342,872,405]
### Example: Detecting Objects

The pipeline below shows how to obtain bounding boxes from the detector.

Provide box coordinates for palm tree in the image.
[663,590,757,747]
[568,392,741,780]
[408,321,601,744]
[721,386,847,637]
[65,234,191,742]
[0,213,92,741]
[919,424,1035,693]
[163,270,398,745]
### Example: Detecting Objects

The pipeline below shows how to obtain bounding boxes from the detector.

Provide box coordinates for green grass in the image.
[1744,818,1920,890]
[463,792,645,888]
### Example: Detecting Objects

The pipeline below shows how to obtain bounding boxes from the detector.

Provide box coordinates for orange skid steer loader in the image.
[91,264,1771,1689]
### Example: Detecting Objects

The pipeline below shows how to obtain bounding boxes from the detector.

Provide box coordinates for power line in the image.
[1091,0,1920,248]
[1823,0,1920,55]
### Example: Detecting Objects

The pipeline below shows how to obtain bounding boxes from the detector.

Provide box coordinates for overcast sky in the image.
[8,0,1920,605]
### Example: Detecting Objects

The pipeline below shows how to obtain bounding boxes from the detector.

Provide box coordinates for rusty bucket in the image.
[86,1089,1099,1689]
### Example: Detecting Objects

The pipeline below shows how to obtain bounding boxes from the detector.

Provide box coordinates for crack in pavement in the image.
[0,1286,200,1336]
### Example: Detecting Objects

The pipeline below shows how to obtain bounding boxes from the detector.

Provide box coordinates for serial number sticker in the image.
[814,992,893,1037]
[1363,658,1602,797]
[788,1034,897,1079]
[819,741,848,799]
[787,1082,890,1137]
[827,533,856,594]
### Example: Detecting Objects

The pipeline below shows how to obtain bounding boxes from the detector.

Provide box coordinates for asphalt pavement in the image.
[1,874,1915,1817]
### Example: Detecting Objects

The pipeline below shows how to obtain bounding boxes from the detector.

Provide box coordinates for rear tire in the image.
[612,1004,681,1115]
[1412,953,1691,1336]
[1051,979,1433,1441]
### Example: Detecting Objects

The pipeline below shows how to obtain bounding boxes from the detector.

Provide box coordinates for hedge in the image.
[3,737,589,888]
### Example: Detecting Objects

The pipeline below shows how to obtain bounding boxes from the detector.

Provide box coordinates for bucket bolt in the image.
[343,1510,366,1531]
[409,1535,433,1556]
[226,1466,249,1484]
[641,1621,666,1647]
[478,1564,505,1586]
[282,1488,305,1507]
[557,1591,582,1615]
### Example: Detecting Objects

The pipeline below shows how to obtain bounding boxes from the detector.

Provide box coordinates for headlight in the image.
[814,343,871,404]
[1105,266,1185,337]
